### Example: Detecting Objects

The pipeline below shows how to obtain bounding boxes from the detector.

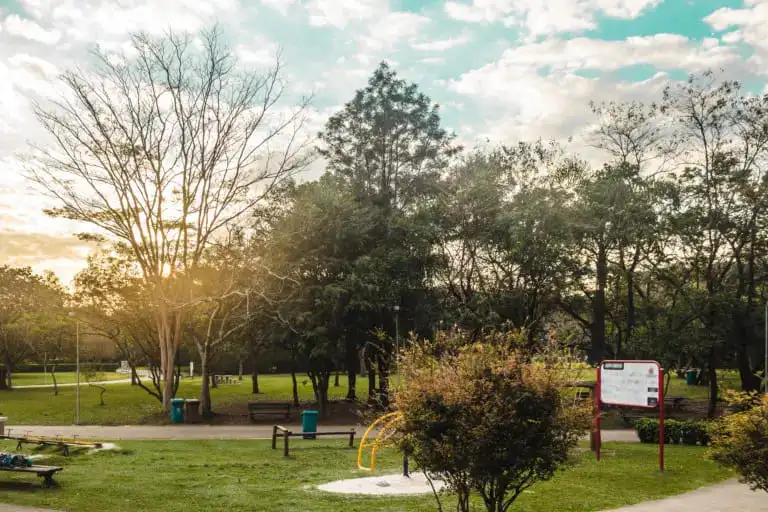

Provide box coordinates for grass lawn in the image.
[0,441,733,512]
[12,373,128,387]
[0,374,371,425]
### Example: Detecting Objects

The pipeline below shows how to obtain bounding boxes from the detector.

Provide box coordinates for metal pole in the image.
[764,302,767,393]
[76,320,80,426]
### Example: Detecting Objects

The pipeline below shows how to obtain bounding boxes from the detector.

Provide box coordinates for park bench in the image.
[0,465,63,487]
[664,396,688,411]
[271,425,356,457]
[248,401,292,423]
[574,390,592,403]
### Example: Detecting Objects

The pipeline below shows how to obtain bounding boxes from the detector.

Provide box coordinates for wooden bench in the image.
[664,396,688,411]
[574,391,592,403]
[0,465,63,487]
[271,425,356,457]
[248,402,292,423]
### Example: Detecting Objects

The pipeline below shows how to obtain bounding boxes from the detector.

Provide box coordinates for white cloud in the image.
[705,0,768,72]
[2,13,61,44]
[236,35,279,67]
[306,0,385,28]
[444,0,662,39]
[358,11,431,52]
[420,57,446,64]
[260,0,297,16]
[447,33,743,158]
[18,0,239,45]
[412,30,472,51]
[453,35,739,76]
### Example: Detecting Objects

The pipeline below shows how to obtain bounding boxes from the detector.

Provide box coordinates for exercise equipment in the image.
[357,412,404,473]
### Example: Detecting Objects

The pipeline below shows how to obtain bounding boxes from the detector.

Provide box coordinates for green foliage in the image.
[633,418,710,446]
[394,330,592,512]
[710,392,768,492]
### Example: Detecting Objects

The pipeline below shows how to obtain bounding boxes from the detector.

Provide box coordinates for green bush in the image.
[634,418,709,445]
[710,393,768,491]
[395,331,592,512]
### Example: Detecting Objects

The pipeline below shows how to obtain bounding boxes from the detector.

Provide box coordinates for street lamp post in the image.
[68,312,80,425]
[393,305,400,357]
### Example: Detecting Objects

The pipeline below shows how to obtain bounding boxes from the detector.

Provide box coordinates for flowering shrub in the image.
[710,392,768,492]
[393,330,592,512]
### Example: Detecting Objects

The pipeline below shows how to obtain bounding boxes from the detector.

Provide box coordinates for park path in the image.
[4,425,641,441]
[13,379,132,389]
[603,479,766,511]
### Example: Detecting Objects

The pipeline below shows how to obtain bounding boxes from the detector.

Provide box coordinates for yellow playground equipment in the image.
[357,412,404,472]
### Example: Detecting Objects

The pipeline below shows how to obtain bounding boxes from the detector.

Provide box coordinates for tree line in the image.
[2,26,767,418]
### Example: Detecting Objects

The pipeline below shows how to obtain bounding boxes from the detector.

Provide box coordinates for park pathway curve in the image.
[603,479,766,511]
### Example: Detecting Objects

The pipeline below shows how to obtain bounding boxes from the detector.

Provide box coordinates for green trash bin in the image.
[301,410,319,440]
[685,370,698,386]
[170,398,185,424]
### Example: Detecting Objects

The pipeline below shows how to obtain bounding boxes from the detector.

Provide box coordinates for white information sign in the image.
[600,361,660,408]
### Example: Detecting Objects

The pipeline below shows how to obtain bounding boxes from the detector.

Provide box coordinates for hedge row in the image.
[634,418,711,446]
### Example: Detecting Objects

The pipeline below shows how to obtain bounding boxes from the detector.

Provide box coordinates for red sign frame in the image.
[595,359,664,472]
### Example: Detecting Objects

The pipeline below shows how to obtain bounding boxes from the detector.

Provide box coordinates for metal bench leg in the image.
[272,426,278,450]
[283,431,290,458]
[42,474,54,488]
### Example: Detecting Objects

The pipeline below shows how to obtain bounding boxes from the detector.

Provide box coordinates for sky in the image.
[0,0,767,286]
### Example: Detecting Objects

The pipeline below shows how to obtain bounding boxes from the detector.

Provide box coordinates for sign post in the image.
[597,360,664,472]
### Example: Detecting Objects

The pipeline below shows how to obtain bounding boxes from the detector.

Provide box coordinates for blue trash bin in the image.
[301,410,319,439]
[170,398,185,424]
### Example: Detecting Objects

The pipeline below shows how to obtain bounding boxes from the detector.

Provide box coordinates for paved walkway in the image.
[0,506,57,512]
[4,425,640,441]
[605,479,765,511]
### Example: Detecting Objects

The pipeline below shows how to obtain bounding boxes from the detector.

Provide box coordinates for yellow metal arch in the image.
[356,412,403,472]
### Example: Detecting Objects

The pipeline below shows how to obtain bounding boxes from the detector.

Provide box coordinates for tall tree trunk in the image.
[0,366,7,390]
[590,244,608,364]
[378,353,389,407]
[737,344,761,392]
[200,348,212,419]
[290,371,299,407]
[346,340,357,401]
[366,353,376,401]
[251,370,260,394]
[346,371,357,401]
[50,365,58,396]
[707,354,718,419]
[334,372,340,387]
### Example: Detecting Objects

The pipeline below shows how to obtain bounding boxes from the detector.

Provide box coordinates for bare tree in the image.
[28,25,311,411]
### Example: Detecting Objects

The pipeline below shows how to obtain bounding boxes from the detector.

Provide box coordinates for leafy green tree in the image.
[0,266,68,389]
[318,62,459,405]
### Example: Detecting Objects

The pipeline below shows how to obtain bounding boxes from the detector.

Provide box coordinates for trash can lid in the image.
[301,410,319,416]
[170,398,186,404]
[185,399,200,404]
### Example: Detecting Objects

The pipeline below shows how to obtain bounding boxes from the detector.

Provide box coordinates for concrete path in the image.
[604,479,766,511]
[3,425,640,442]
[13,379,132,389]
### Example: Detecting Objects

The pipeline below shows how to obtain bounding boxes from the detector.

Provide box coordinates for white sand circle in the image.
[317,473,446,496]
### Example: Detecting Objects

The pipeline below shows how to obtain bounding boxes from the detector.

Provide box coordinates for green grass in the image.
[0,441,733,512]
[0,374,371,425]
[12,373,128,387]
